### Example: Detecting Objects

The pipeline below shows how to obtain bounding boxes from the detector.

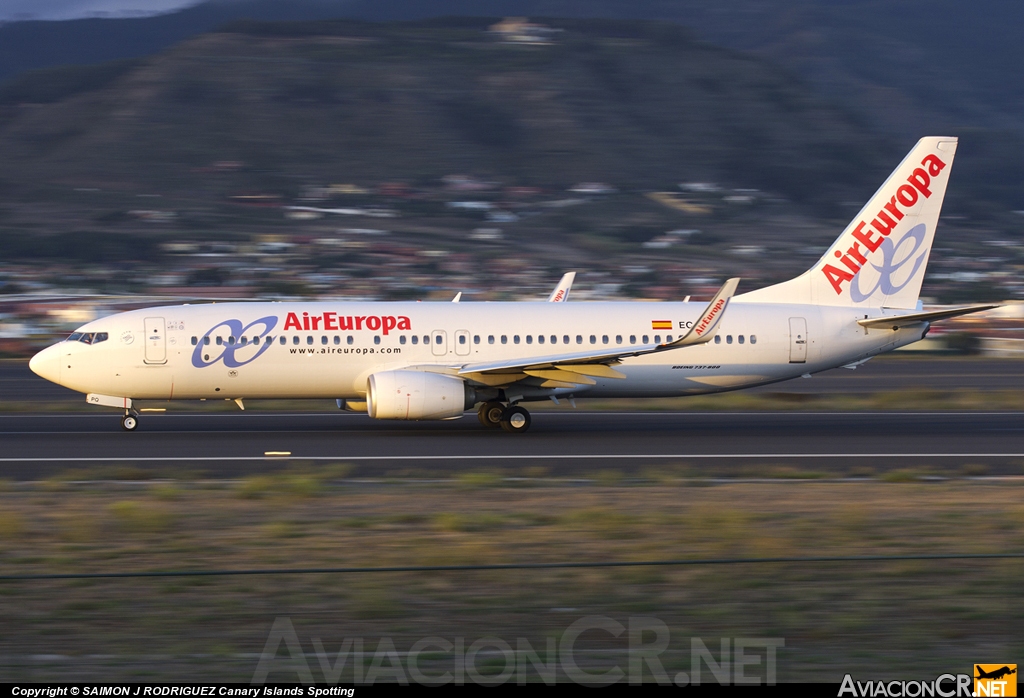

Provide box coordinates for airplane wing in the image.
[857,304,997,329]
[456,278,739,387]
[547,272,576,302]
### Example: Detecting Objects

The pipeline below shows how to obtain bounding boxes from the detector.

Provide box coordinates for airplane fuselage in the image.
[30,300,925,403]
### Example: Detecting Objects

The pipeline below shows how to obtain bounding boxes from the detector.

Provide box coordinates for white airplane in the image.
[30,137,995,433]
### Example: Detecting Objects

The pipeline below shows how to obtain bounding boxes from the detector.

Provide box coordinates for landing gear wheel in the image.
[477,401,505,428]
[121,415,138,431]
[500,405,531,434]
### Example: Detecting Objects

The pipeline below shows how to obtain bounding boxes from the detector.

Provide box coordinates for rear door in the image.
[788,317,807,363]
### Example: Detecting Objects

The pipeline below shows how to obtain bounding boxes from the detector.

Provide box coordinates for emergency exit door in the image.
[789,317,807,363]
[431,330,447,356]
[144,317,167,364]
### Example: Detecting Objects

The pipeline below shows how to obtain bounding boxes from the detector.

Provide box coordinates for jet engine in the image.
[367,370,476,420]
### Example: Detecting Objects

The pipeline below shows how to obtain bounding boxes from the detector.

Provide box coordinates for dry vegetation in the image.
[0,469,1022,682]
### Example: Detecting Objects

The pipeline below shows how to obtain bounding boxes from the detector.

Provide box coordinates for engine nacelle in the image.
[367,370,475,420]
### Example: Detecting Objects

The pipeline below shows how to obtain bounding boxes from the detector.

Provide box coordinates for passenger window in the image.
[488,335,495,344]
[279,336,286,345]
[715,335,721,344]
[374,336,381,345]
[191,336,198,346]
[217,337,223,346]
[334,336,340,345]
[253,336,260,345]
[536,335,543,344]
[738,335,745,344]
[654,336,661,344]
[642,335,649,343]
[590,335,596,344]
[204,336,211,346]
[602,335,609,344]
[514,335,520,345]
[563,335,569,344]
[348,336,354,345]
[292,336,299,345]
[726,335,733,344]
[306,336,313,345]
[551,335,558,344]
[459,335,466,345]
[400,336,407,345]
[629,335,636,344]
[501,335,508,344]
[751,335,757,344]
[228,336,235,345]
[666,335,673,342]
[473,335,480,344]
[615,335,622,344]
[321,336,328,345]
[435,335,443,344]
[576,335,583,344]
[424,336,430,344]
[411,335,418,345]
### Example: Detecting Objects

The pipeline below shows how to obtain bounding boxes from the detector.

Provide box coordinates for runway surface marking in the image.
[2,453,1024,463]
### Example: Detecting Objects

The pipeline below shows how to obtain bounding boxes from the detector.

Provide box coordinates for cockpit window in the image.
[67,332,107,345]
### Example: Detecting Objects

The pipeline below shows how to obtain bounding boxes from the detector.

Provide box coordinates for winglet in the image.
[451,292,462,303]
[667,278,740,348]
[547,272,576,302]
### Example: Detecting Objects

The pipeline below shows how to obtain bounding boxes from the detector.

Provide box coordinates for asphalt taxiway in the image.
[1,357,1022,480]
[1,410,1022,480]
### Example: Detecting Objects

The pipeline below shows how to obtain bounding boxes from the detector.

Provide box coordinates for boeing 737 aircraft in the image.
[30,137,995,433]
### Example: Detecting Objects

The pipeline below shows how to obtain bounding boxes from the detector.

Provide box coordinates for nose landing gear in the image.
[121,410,139,431]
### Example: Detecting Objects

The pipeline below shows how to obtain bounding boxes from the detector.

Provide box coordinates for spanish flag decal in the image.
[651,320,673,330]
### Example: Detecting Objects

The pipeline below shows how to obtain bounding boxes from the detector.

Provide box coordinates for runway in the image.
[1,410,1022,480]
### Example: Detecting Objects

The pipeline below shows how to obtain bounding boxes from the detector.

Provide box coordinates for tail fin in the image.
[738,137,958,308]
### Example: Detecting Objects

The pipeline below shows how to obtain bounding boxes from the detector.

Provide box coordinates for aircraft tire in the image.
[500,405,531,434]
[121,415,138,431]
[477,401,505,428]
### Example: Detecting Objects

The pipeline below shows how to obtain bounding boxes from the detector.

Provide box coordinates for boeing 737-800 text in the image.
[29,137,995,432]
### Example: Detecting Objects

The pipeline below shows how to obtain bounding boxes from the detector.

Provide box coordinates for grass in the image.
[0,478,1021,681]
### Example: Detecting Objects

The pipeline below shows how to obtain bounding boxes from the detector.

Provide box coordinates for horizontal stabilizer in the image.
[857,304,998,329]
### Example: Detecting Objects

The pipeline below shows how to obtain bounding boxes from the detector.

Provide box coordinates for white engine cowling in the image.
[367,370,474,420]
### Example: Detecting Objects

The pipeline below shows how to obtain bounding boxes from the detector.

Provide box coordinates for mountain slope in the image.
[0,18,890,211]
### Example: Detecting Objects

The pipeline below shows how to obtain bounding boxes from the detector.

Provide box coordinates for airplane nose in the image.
[29,344,61,385]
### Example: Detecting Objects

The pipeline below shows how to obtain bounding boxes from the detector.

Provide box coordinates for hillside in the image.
[1,1,1021,217]
[0,18,889,210]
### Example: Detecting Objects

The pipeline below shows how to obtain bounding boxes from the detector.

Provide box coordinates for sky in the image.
[0,0,198,22]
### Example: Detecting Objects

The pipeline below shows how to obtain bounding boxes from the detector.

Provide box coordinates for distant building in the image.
[569,182,617,194]
[488,18,561,45]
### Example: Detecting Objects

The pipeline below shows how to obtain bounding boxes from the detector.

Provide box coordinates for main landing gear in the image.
[477,401,532,433]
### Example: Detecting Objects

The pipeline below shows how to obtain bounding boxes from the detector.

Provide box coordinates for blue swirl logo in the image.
[850,223,928,303]
[191,316,278,368]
